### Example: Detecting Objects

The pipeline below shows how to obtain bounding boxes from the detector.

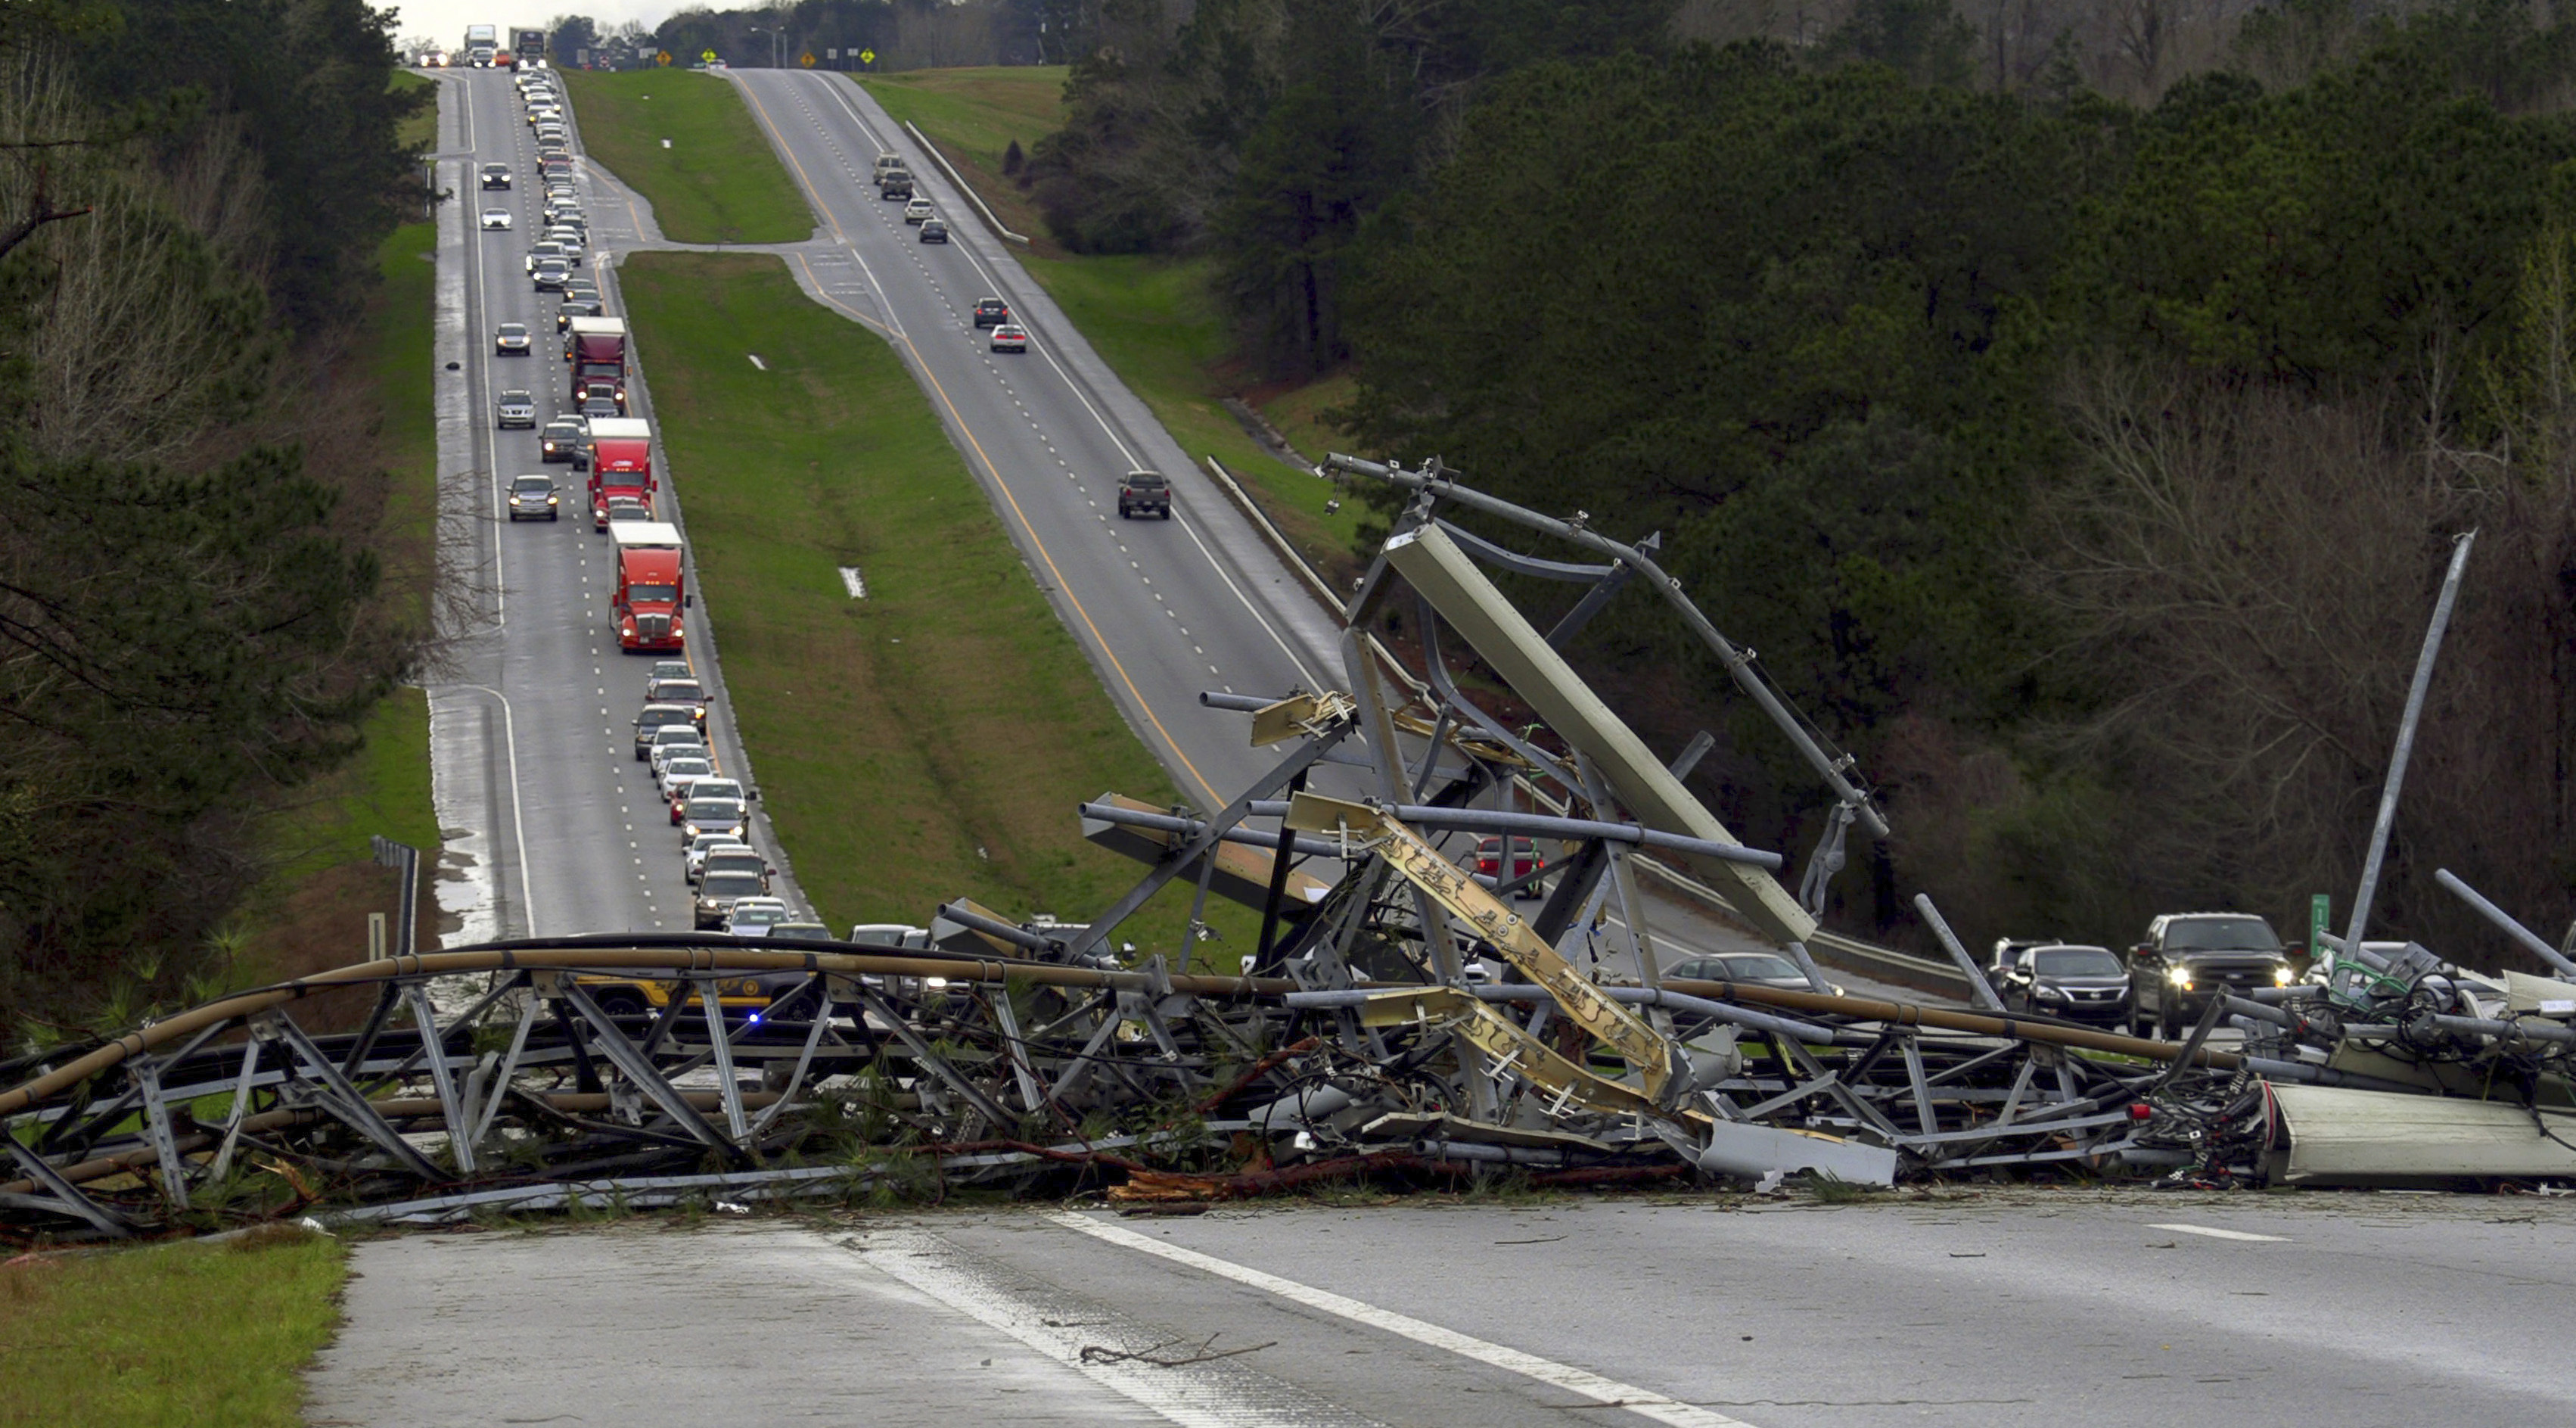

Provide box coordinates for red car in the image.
[1472,837,1546,898]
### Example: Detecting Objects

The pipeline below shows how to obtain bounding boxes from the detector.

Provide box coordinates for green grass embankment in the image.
[393,69,437,153]
[0,1230,346,1427]
[859,69,1366,580]
[854,67,1064,246]
[562,70,813,244]
[620,253,1256,960]
[1018,253,1367,572]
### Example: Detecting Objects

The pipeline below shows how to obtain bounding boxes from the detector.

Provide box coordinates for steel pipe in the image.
[936,902,1062,954]
[2435,868,2576,978]
[1078,803,1344,860]
[0,938,1309,1119]
[1243,799,1783,870]
[1282,985,1857,1046]
[1656,978,2247,1070]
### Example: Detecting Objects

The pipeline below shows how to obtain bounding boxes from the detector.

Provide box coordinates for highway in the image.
[318,70,2510,1428]
[422,67,803,943]
[707,69,1927,993]
[310,1194,2576,1426]
[722,68,1352,809]
[413,62,1866,997]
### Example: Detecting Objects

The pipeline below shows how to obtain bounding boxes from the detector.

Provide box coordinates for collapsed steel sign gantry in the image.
[5,468,2567,1240]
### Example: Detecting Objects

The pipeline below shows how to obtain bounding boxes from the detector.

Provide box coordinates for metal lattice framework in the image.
[11,468,2559,1240]
[0,935,2267,1240]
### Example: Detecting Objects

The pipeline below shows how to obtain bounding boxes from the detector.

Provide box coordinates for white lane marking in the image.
[836,82,1335,690]
[859,1227,1379,1428]
[451,683,539,938]
[791,71,1336,717]
[2149,1223,2288,1243]
[1052,1214,1757,1428]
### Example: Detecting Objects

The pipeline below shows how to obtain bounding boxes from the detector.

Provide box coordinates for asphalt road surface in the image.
[726,68,1352,810]
[309,1193,2576,1427]
[421,68,802,943]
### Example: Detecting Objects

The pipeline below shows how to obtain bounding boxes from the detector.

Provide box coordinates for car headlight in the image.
[2166,966,2192,988]
[2273,965,2295,985]
[2035,985,2063,1000]
[685,824,702,837]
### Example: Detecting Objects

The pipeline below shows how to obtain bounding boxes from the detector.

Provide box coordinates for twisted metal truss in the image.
[0,934,2260,1241]
[4,466,2418,1240]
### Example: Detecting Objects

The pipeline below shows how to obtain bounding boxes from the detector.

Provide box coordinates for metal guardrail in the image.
[901,119,1029,245]
[1202,456,1428,702]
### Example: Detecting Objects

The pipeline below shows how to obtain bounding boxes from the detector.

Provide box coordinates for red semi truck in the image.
[565,316,628,412]
[584,416,653,528]
[611,521,686,653]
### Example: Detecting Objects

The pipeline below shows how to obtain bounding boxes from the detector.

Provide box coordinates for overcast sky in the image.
[390,2,673,52]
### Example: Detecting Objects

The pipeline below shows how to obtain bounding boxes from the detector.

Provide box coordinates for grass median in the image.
[620,252,1254,958]
[563,70,812,244]
[0,1227,346,1427]
[860,70,1366,580]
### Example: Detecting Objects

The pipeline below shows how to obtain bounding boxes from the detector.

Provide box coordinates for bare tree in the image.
[1987,353,2576,966]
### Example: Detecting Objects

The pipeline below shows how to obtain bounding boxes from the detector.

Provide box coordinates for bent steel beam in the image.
[1381,522,1819,946]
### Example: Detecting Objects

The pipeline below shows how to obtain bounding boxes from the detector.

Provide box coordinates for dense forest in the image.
[0,0,427,1033]
[1024,0,2576,966]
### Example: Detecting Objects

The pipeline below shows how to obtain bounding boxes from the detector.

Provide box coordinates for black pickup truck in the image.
[1117,469,1171,519]
[2127,913,2295,1038]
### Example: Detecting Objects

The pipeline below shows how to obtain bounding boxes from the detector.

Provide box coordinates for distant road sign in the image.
[799,51,815,67]
[859,48,875,64]
[701,48,716,63]
[826,48,837,59]
[656,49,672,65]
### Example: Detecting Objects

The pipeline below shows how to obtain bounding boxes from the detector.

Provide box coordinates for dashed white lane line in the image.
[2148,1223,2289,1243]
[1050,1214,1761,1428]
[791,70,1332,692]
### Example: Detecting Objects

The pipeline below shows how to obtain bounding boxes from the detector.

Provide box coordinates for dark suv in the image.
[881,171,913,200]
[633,703,698,761]
[972,297,1010,328]
[1117,470,1170,519]
[2127,913,2294,1038]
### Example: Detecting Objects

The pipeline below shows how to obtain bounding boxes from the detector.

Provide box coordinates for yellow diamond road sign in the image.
[799,51,815,67]
[655,49,672,65]
[859,48,875,64]
[701,48,716,63]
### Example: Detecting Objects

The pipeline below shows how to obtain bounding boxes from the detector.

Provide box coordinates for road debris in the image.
[0,468,2566,1239]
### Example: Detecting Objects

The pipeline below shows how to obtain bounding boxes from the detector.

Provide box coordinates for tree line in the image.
[1,0,427,1036]
[555,1,1070,73]
[1036,0,2576,966]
